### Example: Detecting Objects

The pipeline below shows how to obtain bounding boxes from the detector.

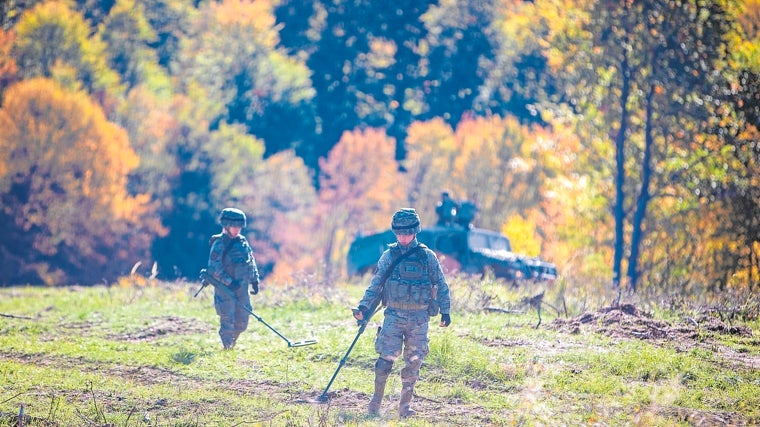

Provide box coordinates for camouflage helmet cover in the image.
[219,207,246,228]
[391,208,421,235]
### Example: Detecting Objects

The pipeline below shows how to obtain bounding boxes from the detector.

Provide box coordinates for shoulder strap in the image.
[210,234,239,262]
[378,244,425,287]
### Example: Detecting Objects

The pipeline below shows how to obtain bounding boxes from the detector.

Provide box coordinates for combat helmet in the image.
[218,207,246,228]
[391,208,421,235]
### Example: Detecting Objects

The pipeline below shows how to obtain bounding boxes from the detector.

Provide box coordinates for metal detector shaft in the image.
[318,305,381,402]
[318,321,369,402]
[244,304,317,347]
[196,269,317,348]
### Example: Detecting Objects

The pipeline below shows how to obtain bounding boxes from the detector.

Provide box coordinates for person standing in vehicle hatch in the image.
[207,207,260,350]
[353,208,451,418]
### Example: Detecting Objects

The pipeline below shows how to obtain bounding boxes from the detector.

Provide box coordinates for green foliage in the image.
[13,1,121,96]
[100,0,171,93]
[174,0,316,159]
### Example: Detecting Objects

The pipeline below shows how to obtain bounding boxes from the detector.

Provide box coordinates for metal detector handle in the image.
[194,269,213,298]
[194,281,209,298]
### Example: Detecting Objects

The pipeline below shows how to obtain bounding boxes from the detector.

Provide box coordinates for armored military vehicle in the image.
[346,197,557,284]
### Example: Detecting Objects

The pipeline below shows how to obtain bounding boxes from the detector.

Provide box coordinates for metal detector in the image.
[317,306,381,402]
[196,269,317,348]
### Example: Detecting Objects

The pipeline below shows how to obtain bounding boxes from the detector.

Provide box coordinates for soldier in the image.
[435,191,458,226]
[353,208,451,418]
[455,199,478,228]
[207,207,260,350]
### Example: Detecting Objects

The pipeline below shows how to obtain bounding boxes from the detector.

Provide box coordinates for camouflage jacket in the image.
[207,233,259,287]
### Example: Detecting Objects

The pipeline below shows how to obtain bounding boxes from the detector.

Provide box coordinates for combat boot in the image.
[398,382,416,418]
[368,358,393,416]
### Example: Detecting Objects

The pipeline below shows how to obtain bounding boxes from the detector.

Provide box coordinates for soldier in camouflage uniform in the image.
[353,208,451,418]
[207,208,260,350]
[435,191,459,226]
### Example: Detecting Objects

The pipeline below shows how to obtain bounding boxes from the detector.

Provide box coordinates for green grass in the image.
[1,280,758,426]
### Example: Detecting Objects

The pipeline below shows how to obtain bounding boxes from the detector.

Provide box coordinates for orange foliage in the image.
[312,127,405,279]
[0,78,161,284]
[199,0,280,58]
[0,29,19,88]
[736,0,760,40]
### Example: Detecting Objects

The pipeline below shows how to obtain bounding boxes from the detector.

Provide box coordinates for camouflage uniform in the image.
[207,208,260,349]
[356,208,451,417]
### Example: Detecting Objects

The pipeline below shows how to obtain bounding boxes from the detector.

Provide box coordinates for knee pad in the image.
[375,357,393,376]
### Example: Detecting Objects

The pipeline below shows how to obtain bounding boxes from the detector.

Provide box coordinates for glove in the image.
[229,279,242,290]
[440,313,451,327]
[250,280,259,295]
[352,305,369,323]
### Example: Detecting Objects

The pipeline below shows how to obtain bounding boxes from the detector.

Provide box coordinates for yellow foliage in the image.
[15,1,122,95]
[404,118,457,224]
[501,214,541,257]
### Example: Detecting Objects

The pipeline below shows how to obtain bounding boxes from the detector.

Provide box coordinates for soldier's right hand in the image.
[352,305,368,321]
[229,279,242,290]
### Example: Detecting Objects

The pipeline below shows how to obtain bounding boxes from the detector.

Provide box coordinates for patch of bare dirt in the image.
[652,404,748,427]
[106,316,212,342]
[291,386,503,425]
[548,303,759,370]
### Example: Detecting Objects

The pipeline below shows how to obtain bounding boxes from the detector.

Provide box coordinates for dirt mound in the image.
[549,303,753,341]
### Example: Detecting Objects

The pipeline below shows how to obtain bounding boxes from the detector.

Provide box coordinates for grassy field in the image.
[1,277,759,426]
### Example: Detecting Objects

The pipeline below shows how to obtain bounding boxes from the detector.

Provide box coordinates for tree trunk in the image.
[612,53,632,290]
[627,84,656,291]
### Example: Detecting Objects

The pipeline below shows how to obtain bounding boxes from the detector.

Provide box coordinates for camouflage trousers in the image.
[214,285,251,348]
[375,308,430,384]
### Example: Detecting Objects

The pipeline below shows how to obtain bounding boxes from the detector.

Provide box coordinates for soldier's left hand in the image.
[440,313,451,327]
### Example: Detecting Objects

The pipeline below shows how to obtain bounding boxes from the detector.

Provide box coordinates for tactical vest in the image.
[383,245,433,311]
[211,234,253,280]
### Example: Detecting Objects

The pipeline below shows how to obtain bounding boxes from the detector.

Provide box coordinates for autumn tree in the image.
[99,0,170,93]
[405,115,553,231]
[0,78,161,285]
[699,0,760,290]
[250,150,318,282]
[13,1,121,100]
[0,29,19,93]
[174,0,316,163]
[313,128,405,280]
[536,0,736,292]
[403,114,561,268]
[403,117,459,226]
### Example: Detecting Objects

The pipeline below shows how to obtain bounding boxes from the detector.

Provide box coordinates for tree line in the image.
[0,0,758,295]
